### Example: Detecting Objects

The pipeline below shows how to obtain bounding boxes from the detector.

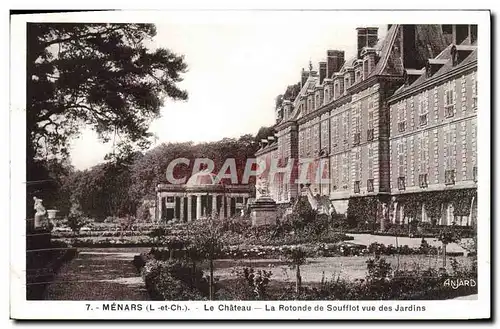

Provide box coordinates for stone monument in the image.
[250,177,277,227]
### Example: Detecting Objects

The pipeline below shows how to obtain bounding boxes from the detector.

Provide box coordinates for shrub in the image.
[220,218,252,234]
[293,196,317,224]
[142,260,209,300]
[284,247,307,293]
[232,267,272,300]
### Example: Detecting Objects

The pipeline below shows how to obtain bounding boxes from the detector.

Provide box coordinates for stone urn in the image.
[47,209,58,220]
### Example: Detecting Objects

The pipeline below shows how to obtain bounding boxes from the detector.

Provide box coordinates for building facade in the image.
[256,24,478,228]
[388,40,477,227]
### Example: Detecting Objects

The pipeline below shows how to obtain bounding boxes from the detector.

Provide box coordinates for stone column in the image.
[196,194,202,220]
[212,194,217,217]
[180,197,185,222]
[158,196,163,222]
[187,195,192,222]
[226,196,232,218]
[173,196,178,219]
[421,203,426,223]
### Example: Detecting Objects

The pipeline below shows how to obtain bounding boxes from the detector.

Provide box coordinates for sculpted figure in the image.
[33,197,47,228]
[256,176,270,197]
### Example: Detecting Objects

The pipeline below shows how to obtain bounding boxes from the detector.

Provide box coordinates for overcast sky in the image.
[69,14,386,170]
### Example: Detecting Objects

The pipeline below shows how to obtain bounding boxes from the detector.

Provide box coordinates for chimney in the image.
[319,62,327,84]
[357,27,378,58]
[366,27,379,47]
[402,25,418,69]
[455,25,470,45]
[471,25,477,44]
[301,68,308,87]
[356,27,367,58]
[327,50,345,78]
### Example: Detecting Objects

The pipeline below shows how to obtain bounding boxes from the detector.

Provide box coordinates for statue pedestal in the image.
[34,215,47,229]
[250,196,277,227]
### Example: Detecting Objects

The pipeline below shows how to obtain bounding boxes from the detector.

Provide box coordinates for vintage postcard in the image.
[9,9,491,320]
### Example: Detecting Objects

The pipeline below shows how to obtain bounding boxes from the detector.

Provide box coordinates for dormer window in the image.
[442,25,453,34]
[344,77,350,92]
[363,60,369,79]
[355,71,361,83]
[334,82,339,99]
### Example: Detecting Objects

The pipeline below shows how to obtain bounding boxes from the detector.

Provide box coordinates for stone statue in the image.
[329,204,335,216]
[256,176,270,197]
[33,196,47,228]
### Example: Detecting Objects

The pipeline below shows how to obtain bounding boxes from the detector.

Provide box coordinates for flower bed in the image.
[52,230,155,238]
[139,238,457,261]
[53,236,155,248]
[222,230,354,247]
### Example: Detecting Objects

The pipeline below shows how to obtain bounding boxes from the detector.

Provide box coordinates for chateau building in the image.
[256,24,478,228]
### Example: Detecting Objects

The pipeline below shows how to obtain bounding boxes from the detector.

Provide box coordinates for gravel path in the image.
[44,248,149,300]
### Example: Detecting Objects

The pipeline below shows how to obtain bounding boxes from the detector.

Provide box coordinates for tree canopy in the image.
[26,23,188,214]
[28,23,188,159]
[275,83,301,109]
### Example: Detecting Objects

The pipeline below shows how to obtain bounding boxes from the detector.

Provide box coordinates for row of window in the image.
[397,166,477,191]
[299,107,377,155]
[395,120,477,190]
[353,179,374,193]
[395,78,478,133]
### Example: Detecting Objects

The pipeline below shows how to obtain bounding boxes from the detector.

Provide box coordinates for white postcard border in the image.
[9,9,491,320]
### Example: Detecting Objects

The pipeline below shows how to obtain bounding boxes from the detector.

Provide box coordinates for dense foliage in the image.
[27,23,189,216]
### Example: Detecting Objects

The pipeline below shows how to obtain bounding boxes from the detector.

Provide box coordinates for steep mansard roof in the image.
[392,37,477,97]
[276,24,455,125]
[277,75,318,124]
